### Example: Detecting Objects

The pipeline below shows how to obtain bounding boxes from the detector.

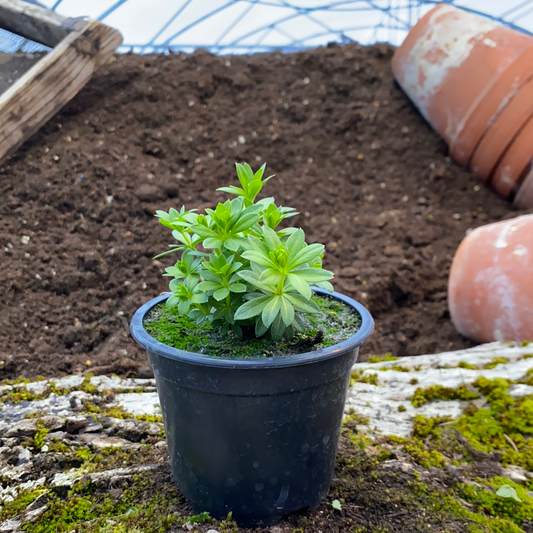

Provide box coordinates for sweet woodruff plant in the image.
[155,163,334,341]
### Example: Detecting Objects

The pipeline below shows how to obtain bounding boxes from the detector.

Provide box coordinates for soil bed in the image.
[1,43,531,380]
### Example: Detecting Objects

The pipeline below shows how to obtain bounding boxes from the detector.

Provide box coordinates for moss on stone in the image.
[344,408,370,427]
[350,369,378,386]
[33,427,49,451]
[411,384,480,407]
[81,402,163,424]
[456,361,480,370]
[1,387,48,405]
[143,294,361,358]
[483,357,510,370]
[458,477,533,526]
[368,353,398,363]
[403,440,447,468]
[377,365,412,372]
[412,415,451,439]
[452,379,533,471]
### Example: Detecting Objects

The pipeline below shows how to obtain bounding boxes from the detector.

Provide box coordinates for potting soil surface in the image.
[1,43,529,380]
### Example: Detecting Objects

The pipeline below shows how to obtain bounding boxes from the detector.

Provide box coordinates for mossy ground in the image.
[143,294,361,358]
[7,376,533,533]
[8,368,533,531]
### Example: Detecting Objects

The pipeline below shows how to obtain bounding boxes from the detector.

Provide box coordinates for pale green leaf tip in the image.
[332,499,342,511]
[496,485,522,502]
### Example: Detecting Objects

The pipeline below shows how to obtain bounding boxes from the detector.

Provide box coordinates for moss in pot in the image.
[130,163,374,526]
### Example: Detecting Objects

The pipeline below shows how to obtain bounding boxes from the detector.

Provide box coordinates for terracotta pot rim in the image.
[451,44,533,166]
[491,112,533,199]
[470,76,533,184]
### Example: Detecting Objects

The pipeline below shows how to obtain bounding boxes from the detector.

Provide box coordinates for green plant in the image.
[156,163,334,340]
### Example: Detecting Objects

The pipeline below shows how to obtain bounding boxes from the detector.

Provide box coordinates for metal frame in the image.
[8,0,533,54]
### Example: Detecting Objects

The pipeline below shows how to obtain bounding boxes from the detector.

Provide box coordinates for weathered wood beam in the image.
[0,0,76,47]
[0,19,122,163]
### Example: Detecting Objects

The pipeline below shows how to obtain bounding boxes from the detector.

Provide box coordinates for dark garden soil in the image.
[1,43,530,380]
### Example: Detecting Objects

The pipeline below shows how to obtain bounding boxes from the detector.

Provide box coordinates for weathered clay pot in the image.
[456,45,533,167]
[448,215,533,343]
[392,4,533,173]
[491,114,533,200]
[514,166,533,209]
[470,76,533,182]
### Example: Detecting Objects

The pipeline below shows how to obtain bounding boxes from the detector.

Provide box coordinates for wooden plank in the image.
[0,19,122,163]
[0,0,78,47]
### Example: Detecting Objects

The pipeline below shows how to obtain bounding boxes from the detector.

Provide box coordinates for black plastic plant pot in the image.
[130,288,373,527]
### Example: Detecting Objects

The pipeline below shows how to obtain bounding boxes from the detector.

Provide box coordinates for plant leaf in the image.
[255,317,268,336]
[270,313,285,341]
[191,293,208,304]
[291,268,333,283]
[289,243,324,269]
[217,186,245,197]
[223,238,242,252]
[284,293,321,314]
[279,296,295,327]
[315,280,334,293]
[287,273,312,299]
[203,237,224,249]
[233,212,260,234]
[332,500,342,511]
[234,295,273,321]
[496,485,522,502]
[261,295,282,327]
[262,225,281,250]
[197,281,221,291]
[238,271,275,293]
[286,228,306,262]
[242,250,277,269]
[213,287,230,301]
[189,511,211,524]
[260,268,283,286]
[229,283,247,293]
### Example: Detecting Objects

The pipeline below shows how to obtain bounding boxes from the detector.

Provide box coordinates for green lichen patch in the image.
[143,294,361,358]
[411,384,480,407]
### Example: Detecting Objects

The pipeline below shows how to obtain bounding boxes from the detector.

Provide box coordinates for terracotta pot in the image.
[453,45,533,166]
[448,215,533,344]
[470,76,533,182]
[514,166,533,209]
[491,114,533,199]
[392,4,533,163]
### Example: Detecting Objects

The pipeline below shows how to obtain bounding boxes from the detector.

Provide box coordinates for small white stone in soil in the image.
[20,235,30,244]
[238,135,246,144]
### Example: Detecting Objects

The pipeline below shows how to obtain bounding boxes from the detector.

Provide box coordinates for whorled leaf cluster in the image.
[156,163,334,340]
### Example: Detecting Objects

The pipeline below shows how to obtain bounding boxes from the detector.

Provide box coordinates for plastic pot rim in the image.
[130,287,374,370]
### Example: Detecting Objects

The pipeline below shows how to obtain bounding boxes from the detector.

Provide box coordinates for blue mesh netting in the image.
[2,0,533,55]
